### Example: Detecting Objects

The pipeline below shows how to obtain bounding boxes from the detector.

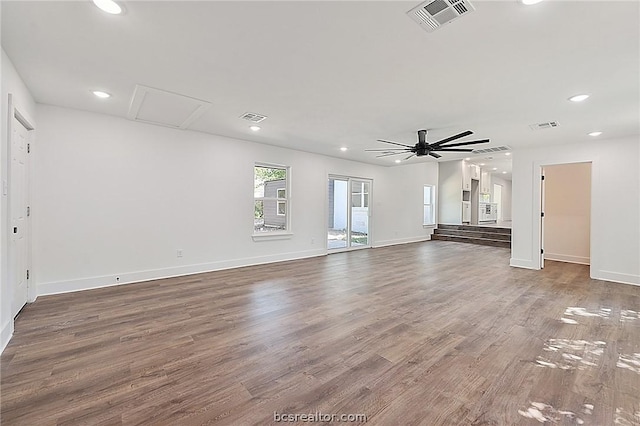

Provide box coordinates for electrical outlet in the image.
[177,249,183,258]
[311,238,315,245]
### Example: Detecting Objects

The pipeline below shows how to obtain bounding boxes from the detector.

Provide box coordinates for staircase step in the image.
[433,229,511,241]
[437,224,511,235]
[431,234,511,249]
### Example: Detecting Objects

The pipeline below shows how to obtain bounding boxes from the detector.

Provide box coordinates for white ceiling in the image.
[2,0,638,175]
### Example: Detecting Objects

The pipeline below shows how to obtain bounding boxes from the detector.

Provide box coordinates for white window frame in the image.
[423,184,436,226]
[351,181,369,208]
[253,163,292,240]
[276,188,286,216]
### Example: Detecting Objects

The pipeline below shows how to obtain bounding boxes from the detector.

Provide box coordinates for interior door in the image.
[10,113,30,317]
[540,169,546,269]
[328,176,371,250]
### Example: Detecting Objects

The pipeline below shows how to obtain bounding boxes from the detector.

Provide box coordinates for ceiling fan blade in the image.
[377,139,414,148]
[403,154,416,161]
[432,148,474,152]
[428,152,442,159]
[365,148,410,152]
[436,139,490,148]
[376,151,410,158]
[430,130,473,147]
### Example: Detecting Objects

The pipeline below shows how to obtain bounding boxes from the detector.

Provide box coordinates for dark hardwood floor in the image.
[1,241,639,425]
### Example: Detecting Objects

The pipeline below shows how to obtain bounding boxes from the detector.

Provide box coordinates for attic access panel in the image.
[127,85,211,130]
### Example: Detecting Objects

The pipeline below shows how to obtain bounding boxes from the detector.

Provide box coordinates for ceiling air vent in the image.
[407,0,476,33]
[240,112,267,123]
[472,146,511,154]
[529,121,560,130]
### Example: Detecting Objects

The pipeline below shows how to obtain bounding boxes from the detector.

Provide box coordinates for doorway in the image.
[540,162,592,268]
[8,101,34,318]
[327,176,372,251]
[493,183,502,222]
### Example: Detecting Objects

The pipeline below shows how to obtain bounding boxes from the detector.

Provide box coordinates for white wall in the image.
[438,160,463,224]
[33,104,438,296]
[543,163,591,265]
[511,136,640,286]
[373,162,438,246]
[1,48,37,351]
[491,175,512,221]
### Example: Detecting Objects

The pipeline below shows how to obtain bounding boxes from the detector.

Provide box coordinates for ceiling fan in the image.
[366,129,489,160]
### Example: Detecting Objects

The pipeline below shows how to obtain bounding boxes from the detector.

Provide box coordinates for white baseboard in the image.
[592,270,640,287]
[373,235,432,248]
[1,320,14,354]
[38,248,327,297]
[510,258,537,269]
[545,253,590,265]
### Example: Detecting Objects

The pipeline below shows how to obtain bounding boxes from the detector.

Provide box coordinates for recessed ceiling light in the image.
[249,125,261,131]
[568,94,590,103]
[492,167,498,171]
[464,157,471,161]
[505,152,511,156]
[92,0,122,14]
[479,163,485,166]
[502,171,507,174]
[395,159,402,163]
[92,90,111,99]
[588,131,602,137]
[521,0,544,5]
[340,147,348,152]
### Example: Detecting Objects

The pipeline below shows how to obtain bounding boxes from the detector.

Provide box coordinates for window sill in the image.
[423,224,436,228]
[252,232,294,242]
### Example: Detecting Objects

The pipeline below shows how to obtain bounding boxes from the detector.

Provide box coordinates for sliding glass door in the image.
[328,176,371,250]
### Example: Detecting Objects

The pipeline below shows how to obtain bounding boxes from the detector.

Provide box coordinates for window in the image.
[254,165,289,233]
[351,181,369,208]
[423,185,435,225]
[276,188,286,216]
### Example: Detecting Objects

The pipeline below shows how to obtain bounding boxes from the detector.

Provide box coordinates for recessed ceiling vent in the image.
[529,121,560,130]
[240,112,267,123]
[472,146,511,154]
[407,0,476,33]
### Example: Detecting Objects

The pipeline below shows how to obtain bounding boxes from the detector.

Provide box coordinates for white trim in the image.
[592,270,640,287]
[544,253,590,265]
[37,248,326,297]
[252,232,293,241]
[373,235,432,248]
[1,320,14,354]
